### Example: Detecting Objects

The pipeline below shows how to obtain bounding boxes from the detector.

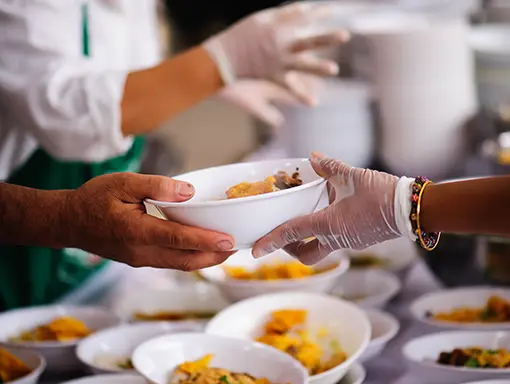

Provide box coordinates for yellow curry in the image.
[10,316,92,343]
[171,354,280,384]
[226,171,302,199]
[0,348,32,383]
[429,295,510,323]
[256,309,347,375]
[223,261,337,281]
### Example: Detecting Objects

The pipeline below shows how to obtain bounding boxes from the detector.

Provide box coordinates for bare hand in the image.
[61,173,235,270]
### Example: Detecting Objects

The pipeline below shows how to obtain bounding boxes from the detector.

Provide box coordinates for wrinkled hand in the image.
[253,154,401,264]
[204,2,349,86]
[61,173,235,270]
[218,74,320,126]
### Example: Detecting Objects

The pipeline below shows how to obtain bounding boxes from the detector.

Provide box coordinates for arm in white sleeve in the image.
[0,0,133,162]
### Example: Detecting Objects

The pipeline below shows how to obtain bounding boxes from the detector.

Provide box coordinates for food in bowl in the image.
[132,310,217,322]
[226,170,302,199]
[223,261,338,281]
[437,347,510,368]
[171,354,285,384]
[349,254,388,268]
[426,295,510,323]
[9,316,92,342]
[0,347,32,382]
[93,354,134,370]
[256,309,347,375]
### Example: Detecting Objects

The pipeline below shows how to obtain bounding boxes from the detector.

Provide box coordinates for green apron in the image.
[0,4,145,310]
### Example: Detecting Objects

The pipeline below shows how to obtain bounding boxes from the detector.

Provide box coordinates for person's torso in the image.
[0,0,162,181]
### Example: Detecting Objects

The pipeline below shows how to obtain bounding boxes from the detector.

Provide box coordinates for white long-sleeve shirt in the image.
[0,0,162,180]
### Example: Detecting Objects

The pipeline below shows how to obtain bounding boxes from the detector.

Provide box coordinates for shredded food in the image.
[133,311,216,322]
[170,354,281,384]
[437,347,510,368]
[226,170,302,199]
[256,309,347,375]
[223,261,337,281]
[10,316,92,342]
[428,295,510,323]
[0,348,32,383]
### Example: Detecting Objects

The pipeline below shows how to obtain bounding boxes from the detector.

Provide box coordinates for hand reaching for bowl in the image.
[252,154,402,264]
[0,173,235,270]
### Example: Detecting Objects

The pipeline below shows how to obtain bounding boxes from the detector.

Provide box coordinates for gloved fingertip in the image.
[311,152,325,161]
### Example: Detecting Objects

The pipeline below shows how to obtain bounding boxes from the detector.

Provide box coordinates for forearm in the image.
[420,176,510,236]
[0,183,71,248]
[121,46,223,136]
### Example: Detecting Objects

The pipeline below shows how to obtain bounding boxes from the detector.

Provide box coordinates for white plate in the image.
[205,291,370,384]
[132,333,308,384]
[147,158,326,249]
[360,309,400,363]
[403,331,510,384]
[200,249,349,302]
[77,321,203,375]
[0,306,120,375]
[410,287,510,330]
[332,269,401,309]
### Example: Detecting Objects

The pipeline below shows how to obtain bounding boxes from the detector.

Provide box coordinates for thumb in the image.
[309,152,347,179]
[113,173,195,203]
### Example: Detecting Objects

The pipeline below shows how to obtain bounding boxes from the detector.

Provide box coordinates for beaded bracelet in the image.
[410,176,441,251]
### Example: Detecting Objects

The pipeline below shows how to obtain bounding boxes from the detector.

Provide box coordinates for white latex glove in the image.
[203,2,350,85]
[218,73,320,127]
[252,153,416,264]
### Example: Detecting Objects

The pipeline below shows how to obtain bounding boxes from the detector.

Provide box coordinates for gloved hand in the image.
[203,2,350,85]
[218,73,320,127]
[252,153,415,264]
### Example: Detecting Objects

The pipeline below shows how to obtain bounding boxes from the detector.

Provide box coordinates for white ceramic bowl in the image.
[347,238,418,280]
[410,287,510,330]
[338,363,366,384]
[62,374,146,384]
[77,321,203,375]
[359,309,399,363]
[0,306,120,375]
[113,282,229,323]
[205,292,371,384]
[403,331,510,384]
[462,381,510,384]
[2,347,46,384]
[199,249,350,302]
[132,332,308,384]
[146,158,326,250]
[332,269,401,309]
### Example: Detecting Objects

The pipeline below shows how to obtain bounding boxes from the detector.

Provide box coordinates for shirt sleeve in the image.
[0,0,133,162]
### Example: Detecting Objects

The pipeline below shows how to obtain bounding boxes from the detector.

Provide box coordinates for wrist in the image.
[394,176,417,241]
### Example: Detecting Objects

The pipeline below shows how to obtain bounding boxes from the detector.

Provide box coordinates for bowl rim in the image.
[409,286,510,330]
[145,158,326,208]
[61,373,145,384]
[204,291,371,380]
[131,332,309,383]
[199,252,350,288]
[76,321,195,372]
[364,309,400,346]
[0,305,121,349]
[3,346,47,384]
[402,330,510,374]
[332,268,402,306]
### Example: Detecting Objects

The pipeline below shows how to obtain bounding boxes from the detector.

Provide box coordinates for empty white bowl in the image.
[347,238,418,280]
[146,158,326,250]
[2,347,46,384]
[0,305,120,374]
[62,374,146,384]
[402,331,510,384]
[360,309,399,363]
[113,281,229,323]
[410,287,510,330]
[132,332,308,384]
[199,249,350,302]
[332,269,401,309]
[77,321,203,375]
[205,291,370,384]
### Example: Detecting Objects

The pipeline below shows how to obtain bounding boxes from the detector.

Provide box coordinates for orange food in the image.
[0,348,32,382]
[223,261,337,281]
[11,316,92,342]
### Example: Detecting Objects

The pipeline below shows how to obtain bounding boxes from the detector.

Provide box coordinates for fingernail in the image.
[311,152,325,160]
[176,182,194,197]
[253,247,274,259]
[217,240,234,251]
